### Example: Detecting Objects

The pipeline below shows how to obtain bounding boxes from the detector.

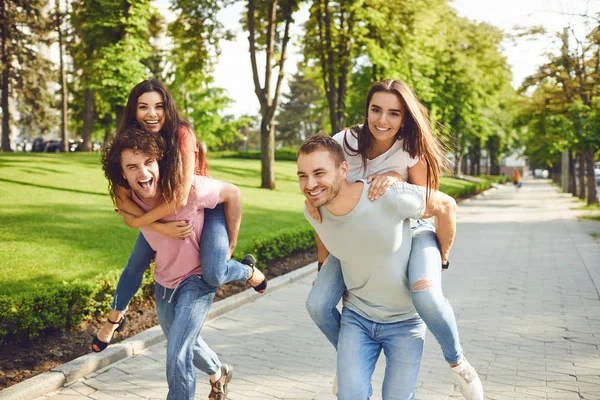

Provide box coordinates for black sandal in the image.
[242,254,267,293]
[209,363,233,399]
[91,315,126,353]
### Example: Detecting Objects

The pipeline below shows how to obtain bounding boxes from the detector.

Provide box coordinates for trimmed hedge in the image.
[478,174,512,184]
[211,148,298,161]
[0,226,315,344]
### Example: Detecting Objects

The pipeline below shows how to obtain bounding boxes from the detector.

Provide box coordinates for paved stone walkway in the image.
[40,179,600,399]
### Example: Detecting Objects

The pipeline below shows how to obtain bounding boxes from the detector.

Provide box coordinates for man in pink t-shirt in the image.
[102,128,243,399]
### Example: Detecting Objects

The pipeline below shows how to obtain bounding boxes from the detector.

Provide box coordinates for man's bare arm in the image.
[315,232,330,268]
[217,181,242,260]
[421,191,456,264]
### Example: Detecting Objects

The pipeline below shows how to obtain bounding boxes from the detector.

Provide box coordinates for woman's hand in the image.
[305,199,323,223]
[115,208,141,228]
[156,220,193,240]
[367,173,401,201]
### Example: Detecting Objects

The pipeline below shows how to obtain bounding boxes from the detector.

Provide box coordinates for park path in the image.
[40,179,600,399]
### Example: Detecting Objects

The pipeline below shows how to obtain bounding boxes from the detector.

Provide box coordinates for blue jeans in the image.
[306,220,463,364]
[337,308,426,400]
[155,274,219,400]
[111,204,249,311]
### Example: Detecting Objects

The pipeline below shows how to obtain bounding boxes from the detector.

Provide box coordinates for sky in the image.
[154,0,600,118]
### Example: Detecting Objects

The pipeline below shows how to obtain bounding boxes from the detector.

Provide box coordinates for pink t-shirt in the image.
[132,175,220,288]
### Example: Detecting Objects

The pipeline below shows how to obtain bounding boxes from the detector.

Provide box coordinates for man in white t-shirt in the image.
[297,133,458,399]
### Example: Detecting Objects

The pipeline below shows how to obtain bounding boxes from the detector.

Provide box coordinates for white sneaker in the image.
[332,374,337,395]
[450,357,484,400]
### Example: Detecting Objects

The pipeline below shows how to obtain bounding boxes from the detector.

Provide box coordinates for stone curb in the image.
[0,262,317,400]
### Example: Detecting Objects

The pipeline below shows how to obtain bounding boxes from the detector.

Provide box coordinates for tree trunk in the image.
[81,88,94,151]
[488,135,500,175]
[578,152,586,199]
[260,115,275,189]
[585,149,598,205]
[0,0,12,152]
[569,150,577,196]
[56,0,68,153]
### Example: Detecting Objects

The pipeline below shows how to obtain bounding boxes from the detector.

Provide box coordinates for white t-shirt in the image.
[332,128,419,181]
[305,180,426,323]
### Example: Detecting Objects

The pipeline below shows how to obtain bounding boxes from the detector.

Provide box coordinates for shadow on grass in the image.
[0,178,108,197]
[210,164,260,179]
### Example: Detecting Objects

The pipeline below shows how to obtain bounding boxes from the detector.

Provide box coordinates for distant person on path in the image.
[297,134,473,399]
[102,127,244,399]
[304,79,483,399]
[513,168,522,190]
[92,80,266,353]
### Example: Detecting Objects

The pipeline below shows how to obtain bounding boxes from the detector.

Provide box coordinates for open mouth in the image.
[138,176,154,190]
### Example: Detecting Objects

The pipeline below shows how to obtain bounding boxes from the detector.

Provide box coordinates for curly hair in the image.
[101,127,166,205]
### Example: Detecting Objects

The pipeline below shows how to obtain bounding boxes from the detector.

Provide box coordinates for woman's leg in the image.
[305,255,345,349]
[408,220,463,365]
[94,233,155,349]
[409,221,484,399]
[200,204,250,287]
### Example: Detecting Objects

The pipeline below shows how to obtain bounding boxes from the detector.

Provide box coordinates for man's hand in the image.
[367,172,404,201]
[227,243,236,261]
[305,199,322,223]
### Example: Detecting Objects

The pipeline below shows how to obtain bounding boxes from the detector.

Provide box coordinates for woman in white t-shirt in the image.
[305,79,483,399]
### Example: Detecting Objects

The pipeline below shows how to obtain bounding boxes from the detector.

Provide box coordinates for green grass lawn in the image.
[0,153,308,297]
[0,152,489,298]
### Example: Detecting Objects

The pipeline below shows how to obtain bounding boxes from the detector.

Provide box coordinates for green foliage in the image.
[276,67,328,145]
[211,148,298,161]
[70,0,155,133]
[249,226,315,269]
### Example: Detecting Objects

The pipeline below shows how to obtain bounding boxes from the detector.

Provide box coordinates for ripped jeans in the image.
[306,220,463,365]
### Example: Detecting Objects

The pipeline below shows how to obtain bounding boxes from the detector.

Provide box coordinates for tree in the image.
[246,0,299,189]
[276,67,326,146]
[1,0,54,151]
[304,0,369,133]
[70,0,154,146]
[54,0,68,152]
[167,0,249,149]
[521,22,600,205]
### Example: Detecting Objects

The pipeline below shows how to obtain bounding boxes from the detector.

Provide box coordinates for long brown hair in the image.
[343,79,448,195]
[119,79,208,205]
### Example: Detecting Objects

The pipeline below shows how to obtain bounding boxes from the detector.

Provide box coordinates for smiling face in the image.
[297,149,347,208]
[136,91,166,133]
[120,149,161,203]
[367,91,404,147]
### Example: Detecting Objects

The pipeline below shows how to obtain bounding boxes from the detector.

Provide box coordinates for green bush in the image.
[250,226,315,269]
[211,148,298,161]
[478,174,512,184]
